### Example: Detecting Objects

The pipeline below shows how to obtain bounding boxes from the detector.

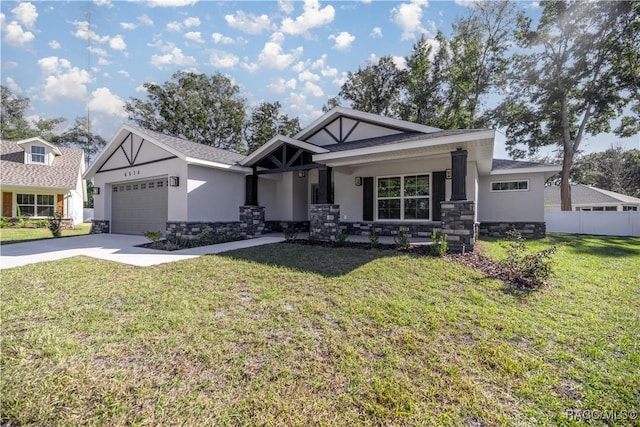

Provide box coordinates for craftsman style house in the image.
[85,107,561,252]
[1,137,86,225]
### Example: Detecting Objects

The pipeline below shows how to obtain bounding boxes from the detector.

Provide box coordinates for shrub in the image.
[143,231,163,243]
[0,217,10,228]
[427,229,448,257]
[284,227,298,242]
[369,228,379,248]
[335,230,349,247]
[500,229,557,289]
[48,214,63,238]
[394,230,410,250]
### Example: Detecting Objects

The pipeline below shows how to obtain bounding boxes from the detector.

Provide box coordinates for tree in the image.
[339,56,405,116]
[322,96,342,112]
[491,1,640,210]
[245,101,301,154]
[125,71,247,152]
[53,116,107,163]
[1,85,67,141]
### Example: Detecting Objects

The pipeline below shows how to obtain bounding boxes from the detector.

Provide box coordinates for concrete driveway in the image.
[0,234,284,270]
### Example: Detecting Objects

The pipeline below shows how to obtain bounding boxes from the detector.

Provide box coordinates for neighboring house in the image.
[1,137,86,225]
[545,184,640,212]
[84,107,561,252]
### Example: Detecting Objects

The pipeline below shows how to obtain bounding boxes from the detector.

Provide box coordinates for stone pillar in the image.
[90,219,110,234]
[239,205,265,238]
[441,201,476,253]
[309,204,340,241]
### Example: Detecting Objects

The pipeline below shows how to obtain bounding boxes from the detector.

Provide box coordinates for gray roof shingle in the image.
[544,184,640,205]
[492,158,554,170]
[1,140,83,189]
[129,126,246,165]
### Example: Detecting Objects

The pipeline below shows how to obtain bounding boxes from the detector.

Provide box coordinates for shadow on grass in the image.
[216,242,401,278]
[546,234,640,258]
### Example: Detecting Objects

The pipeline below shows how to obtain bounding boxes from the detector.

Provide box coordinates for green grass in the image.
[0,222,91,244]
[2,234,639,426]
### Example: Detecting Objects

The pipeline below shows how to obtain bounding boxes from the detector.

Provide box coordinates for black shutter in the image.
[363,177,374,221]
[432,171,446,221]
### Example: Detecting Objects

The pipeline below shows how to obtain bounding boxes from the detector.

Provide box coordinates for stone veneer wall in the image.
[341,221,439,237]
[479,222,545,238]
[309,204,340,241]
[264,221,310,233]
[440,201,476,254]
[90,219,110,234]
[239,205,265,238]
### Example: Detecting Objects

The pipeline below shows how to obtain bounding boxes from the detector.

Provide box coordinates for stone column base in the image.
[441,201,476,254]
[309,204,340,241]
[90,219,110,234]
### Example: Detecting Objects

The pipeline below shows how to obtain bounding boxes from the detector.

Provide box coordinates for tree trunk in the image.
[560,149,573,211]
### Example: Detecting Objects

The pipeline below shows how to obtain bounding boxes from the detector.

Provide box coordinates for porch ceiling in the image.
[313,132,495,175]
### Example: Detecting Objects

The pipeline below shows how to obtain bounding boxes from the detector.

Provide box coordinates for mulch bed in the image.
[446,251,511,283]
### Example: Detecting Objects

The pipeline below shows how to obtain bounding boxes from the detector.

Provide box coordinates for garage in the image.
[111,178,168,235]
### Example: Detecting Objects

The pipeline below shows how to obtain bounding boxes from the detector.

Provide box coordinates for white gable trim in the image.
[16,137,62,156]
[240,135,329,166]
[294,107,442,141]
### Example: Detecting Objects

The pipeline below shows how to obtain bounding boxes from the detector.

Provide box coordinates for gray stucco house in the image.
[84,107,561,252]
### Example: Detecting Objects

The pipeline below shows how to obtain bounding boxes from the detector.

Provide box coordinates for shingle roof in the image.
[321,129,489,152]
[129,126,246,165]
[1,140,83,189]
[544,184,640,205]
[492,158,553,170]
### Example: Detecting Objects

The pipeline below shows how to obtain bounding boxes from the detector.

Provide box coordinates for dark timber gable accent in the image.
[97,132,177,173]
[304,116,411,144]
[253,143,322,175]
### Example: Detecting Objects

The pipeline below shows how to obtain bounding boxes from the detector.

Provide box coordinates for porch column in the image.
[451,149,467,201]
[245,170,258,206]
[318,166,333,204]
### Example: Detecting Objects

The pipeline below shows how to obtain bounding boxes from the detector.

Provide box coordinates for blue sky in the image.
[1,0,637,158]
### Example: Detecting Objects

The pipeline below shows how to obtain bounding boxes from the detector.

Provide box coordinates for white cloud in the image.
[5,77,21,93]
[333,71,348,87]
[281,0,335,35]
[37,56,92,101]
[311,55,338,77]
[49,40,61,49]
[392,55,407,70]
[94,0,113,7]
[72,20,109,43]
[303,81,324,97]
[255,32,303,70]
[183,17,201,27]
[209,50,239,68]
[3,21,35,46]
[138,14,154,26]
[391,0,429,40]
[12,2,38,29]
[267,77,296,93]
[287,92,315,115]
[299,70,320,82]
[109,34,126,50]
[88,46,108,57]
[225,11,271,35]
[87,87,127,118]
[292,61,307,73]
[146,0,197,7]
[135,84,148,92]
[454,0,481,7]
[211,32,234,44]
[2,60,18,70]
[184,31,203,43]
[329,31,355,51]
[150,47,196,69]
[97,57,111,66]
[118,70,130,78]
[370,26,383,38]
[120,22,137,30]
[166,21,182,32]
[278,0,295,14]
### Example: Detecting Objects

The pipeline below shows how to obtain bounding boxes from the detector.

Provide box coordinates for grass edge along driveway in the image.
[1,234,638,426]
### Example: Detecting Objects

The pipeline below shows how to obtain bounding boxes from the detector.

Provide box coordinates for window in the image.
[16,194,55,217]
[157,180,164,187]
[113,186,118,193]
[132,184,138,190]
[377,175,430,220]
[623,206,638,211]
[148,182,155,189]
[491,180,529,192]
[31,146,45,163]
[605,206,617,211]
[140,183,146,189]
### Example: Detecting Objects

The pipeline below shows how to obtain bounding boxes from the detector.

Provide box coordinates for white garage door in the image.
[111,178,168,235]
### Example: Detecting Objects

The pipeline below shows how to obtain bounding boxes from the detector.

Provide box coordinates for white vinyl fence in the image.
[83,208,94,222]
[545,211,640,237]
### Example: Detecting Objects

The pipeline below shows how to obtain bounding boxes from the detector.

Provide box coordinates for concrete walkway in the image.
[0,234,285,270]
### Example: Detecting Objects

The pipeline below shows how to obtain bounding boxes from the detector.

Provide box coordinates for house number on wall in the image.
[124,170,140,177]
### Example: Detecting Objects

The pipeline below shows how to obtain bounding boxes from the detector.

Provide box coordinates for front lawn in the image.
[0,222,91,244]
[1,235,638,426]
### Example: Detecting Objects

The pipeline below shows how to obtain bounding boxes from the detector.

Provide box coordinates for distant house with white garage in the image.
[1,137,86,225]
[545,184,640,212]
[84,107,561,252]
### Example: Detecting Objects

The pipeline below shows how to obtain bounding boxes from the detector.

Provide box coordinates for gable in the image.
[305,116,404,146]
[97,132,177,173]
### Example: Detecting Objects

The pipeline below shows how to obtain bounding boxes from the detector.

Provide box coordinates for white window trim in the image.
[30,145,46,164]
[490,179,530,192]
[375,173,432,222]
[16,193,56,217]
